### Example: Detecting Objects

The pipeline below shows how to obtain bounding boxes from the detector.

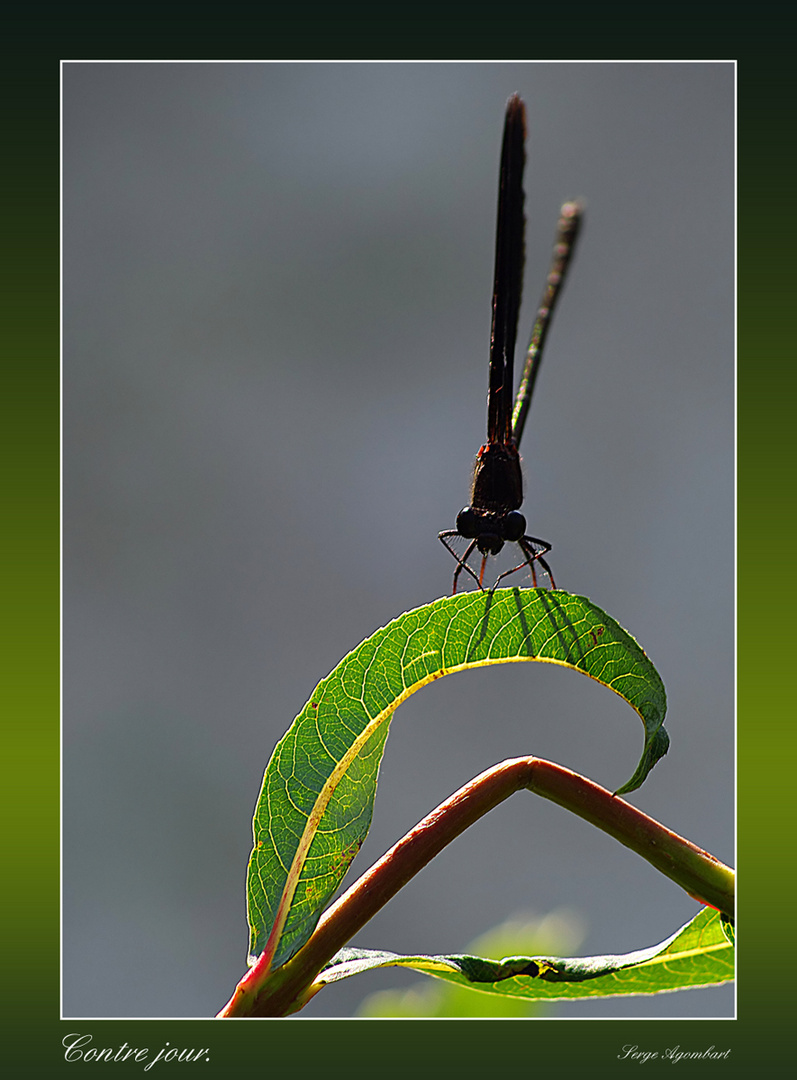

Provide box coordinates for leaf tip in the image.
[613,725,670,796]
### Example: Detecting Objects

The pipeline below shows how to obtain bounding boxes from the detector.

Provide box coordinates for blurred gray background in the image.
[63,62,734,1019]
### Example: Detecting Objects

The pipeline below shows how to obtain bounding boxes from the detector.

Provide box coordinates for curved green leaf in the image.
[319,907,732,1003]
[247,589,667,970]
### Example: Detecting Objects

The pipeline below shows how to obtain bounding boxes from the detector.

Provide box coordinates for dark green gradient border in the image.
[8,37,790,1078]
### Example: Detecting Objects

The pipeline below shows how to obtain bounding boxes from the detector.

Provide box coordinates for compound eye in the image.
[503,510,526,542]
[456,507,479,538]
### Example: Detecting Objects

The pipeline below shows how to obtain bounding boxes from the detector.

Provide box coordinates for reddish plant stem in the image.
[218,756,734,1018]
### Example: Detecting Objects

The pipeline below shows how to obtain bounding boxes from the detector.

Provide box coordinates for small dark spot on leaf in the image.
[504,960,542,978]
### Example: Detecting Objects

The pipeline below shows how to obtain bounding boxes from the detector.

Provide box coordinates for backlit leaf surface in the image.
[319,907,731,1002]
[247,589,668,970]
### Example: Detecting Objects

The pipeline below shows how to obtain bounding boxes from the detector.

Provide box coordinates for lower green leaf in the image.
[318,907,732,1002]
